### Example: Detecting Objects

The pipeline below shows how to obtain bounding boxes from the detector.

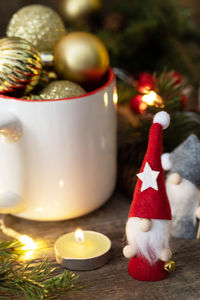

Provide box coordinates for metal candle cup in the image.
[54,230,111,270]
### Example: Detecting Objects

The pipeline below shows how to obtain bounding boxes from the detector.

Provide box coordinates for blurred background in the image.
[1,0,200,33]
[1,0,200,85]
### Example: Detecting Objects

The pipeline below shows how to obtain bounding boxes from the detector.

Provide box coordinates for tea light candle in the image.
[54,229,111,270]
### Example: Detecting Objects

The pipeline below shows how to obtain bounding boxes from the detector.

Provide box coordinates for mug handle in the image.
[0,112,25,213]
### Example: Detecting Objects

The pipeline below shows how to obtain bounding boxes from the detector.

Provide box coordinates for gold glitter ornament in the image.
[59,0,102,25]
[0,37,42,95]
[22,95,42,100]
[6,5,67,53]
[40,80,86,99]
[54,32,110,85]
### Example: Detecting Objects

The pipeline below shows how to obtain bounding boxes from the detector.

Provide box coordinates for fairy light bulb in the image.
[19,235,36,250]
[142,91,157,105]
[142,90,163,107]
[0,217,36,254]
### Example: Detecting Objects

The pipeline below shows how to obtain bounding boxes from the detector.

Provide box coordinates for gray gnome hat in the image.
[170,134,200,188]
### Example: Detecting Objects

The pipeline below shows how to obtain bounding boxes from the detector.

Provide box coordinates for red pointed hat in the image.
[129,111,171,220]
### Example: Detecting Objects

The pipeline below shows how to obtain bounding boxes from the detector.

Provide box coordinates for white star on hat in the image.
[137,162,160,192]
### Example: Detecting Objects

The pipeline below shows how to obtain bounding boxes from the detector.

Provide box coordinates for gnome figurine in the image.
[161,134,200,239]
[123,111,173,281]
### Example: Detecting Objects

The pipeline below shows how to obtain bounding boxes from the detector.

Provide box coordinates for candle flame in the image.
[75,228,84,244]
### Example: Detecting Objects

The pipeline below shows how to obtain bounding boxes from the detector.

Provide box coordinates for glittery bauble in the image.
[40,80,86,99]
[6,5,67,53]
[54,32,110,85]
[23,95,42,100]
[59,0,101,25]
[36,70,58,90]
[0,37,42,95]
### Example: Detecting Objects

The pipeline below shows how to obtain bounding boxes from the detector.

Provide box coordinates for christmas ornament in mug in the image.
[30,70,58,93]
[6,5,67,53]
[54,32,110,86]
[161,134,200,239]
[0,68,116,221]
[23,95,42,101]
[55,228,111,270]
[123,111,175,281]
[40,80,86,100]
[0,37,42,95]
[59,0,102,25]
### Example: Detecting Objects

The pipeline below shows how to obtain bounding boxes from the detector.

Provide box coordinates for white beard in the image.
[126,217,170,264]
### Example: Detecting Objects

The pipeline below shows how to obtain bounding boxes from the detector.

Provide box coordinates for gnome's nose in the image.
[139,218,152,232]
[169,173,182,185]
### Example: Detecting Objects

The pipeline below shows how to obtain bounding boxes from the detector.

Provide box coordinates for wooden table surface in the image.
[1,192,200,300]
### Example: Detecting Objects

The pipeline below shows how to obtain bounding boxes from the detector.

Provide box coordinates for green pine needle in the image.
[0,241,79,300]
[0,240,25,258]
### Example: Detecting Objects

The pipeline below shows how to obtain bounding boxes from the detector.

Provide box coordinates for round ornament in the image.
[59,0,101,25]
[23,95,42,100]
[54,32,109,86]
[40,80,86,99]
[0,37,42,95]
[6,5,67,53]
[36,70,58,90]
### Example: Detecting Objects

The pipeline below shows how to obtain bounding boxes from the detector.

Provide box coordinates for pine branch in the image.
[43,270,79,299]
[0,240,24,258]
[0,241,80,300]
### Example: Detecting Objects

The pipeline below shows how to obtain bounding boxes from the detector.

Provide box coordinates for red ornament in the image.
[138,72,155,94]
[130,95,147,114]
[129,70,184,115]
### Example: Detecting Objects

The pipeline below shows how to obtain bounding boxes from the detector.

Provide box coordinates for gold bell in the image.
[164,260,175,272]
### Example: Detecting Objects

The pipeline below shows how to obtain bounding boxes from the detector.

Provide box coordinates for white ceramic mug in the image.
[0,68,117,221]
